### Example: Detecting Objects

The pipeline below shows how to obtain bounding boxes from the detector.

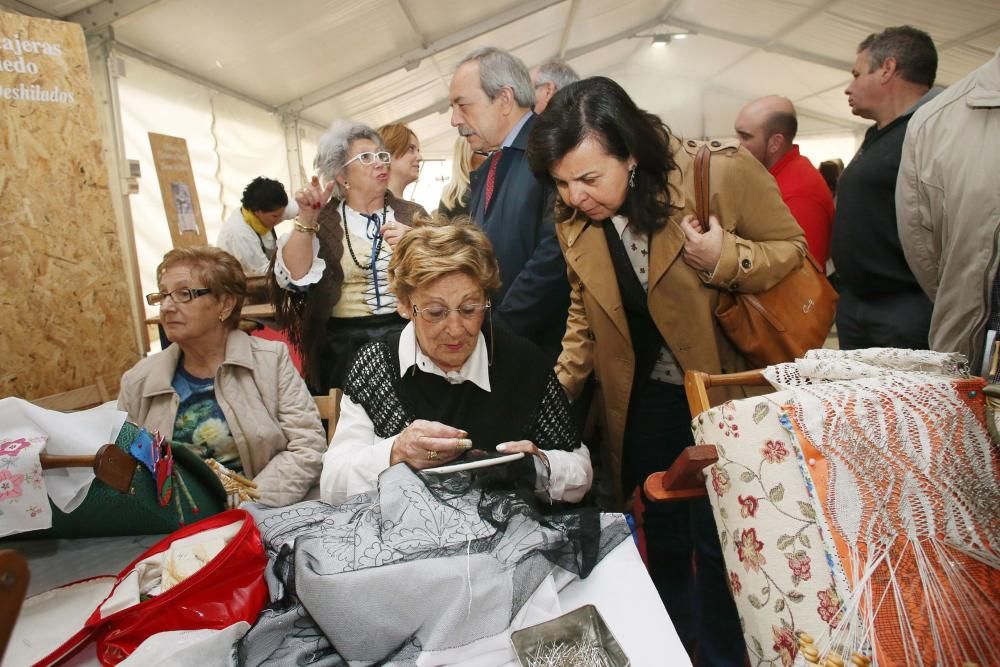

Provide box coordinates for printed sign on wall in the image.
[148,132,207,247]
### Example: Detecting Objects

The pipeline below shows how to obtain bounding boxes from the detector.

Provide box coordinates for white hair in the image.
[535,57,579,90]
[314,119,384,199]
[457,46,535,109]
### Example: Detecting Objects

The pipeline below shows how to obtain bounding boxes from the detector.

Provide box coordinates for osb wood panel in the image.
[148,132,207,247]
[0,13,140,400]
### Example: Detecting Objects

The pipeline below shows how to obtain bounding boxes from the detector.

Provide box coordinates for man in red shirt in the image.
[734,95,835,268]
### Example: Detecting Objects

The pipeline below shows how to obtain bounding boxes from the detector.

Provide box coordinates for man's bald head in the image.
[734,95,798,169]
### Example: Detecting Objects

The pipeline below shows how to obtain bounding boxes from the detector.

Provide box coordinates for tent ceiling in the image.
[7,0,999,157]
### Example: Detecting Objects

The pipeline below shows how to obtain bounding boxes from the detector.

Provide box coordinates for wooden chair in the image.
[644,369,770,502]
[314,389,343,444]
[0,550,29,661]
[32,376,117,411]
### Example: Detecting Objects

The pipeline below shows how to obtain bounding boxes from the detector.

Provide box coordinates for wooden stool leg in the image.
[0,550,29,660]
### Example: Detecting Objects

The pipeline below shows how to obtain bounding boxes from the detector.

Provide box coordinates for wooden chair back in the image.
[645,369,771,503]
[314,389,343,444]
[32,376,117,412]
[683,369,770,417]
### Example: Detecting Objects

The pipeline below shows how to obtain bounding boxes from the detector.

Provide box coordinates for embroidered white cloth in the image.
[0,398,127,527]
[0,433,49,537]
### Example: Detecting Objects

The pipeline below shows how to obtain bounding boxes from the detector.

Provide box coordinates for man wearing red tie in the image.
[449,47,569,364]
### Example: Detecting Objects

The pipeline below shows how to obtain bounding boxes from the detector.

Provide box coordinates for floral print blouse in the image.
[171,366,242,474]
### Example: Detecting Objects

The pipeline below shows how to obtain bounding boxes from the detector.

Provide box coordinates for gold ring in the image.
[426,450,439,461]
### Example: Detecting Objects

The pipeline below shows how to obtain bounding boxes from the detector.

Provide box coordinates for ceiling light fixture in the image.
[634,30,696,47]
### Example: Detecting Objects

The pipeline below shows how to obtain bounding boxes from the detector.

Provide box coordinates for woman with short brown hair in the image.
[119,246,325,506]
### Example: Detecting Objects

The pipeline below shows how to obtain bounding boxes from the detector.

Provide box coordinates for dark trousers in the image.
[315,313,406,393]
[623,380,746,667]
[836,287,932,350]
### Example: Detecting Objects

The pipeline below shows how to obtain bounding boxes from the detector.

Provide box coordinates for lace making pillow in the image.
[694,392,847,667]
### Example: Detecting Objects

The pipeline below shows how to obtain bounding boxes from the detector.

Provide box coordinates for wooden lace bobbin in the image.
[824,653,845,667]
[850,653,872,667]
[797,632,820,665]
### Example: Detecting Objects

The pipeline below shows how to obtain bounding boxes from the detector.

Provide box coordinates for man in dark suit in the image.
[449,47,569,363]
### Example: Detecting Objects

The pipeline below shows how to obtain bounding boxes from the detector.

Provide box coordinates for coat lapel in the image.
[647,158,691,292]
[562,216,630,340]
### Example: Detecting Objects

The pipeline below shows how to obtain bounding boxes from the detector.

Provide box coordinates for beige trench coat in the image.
[118,330,326,507]
[555,137,807,507]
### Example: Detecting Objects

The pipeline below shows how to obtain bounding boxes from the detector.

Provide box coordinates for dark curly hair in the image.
[241,176,288,213]
[526,76,677,235]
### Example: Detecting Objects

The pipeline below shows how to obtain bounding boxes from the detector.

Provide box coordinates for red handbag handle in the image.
[693,144,711,233]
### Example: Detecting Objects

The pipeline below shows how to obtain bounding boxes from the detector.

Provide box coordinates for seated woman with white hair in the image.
[271,119,427,393]
[320,220,592,505]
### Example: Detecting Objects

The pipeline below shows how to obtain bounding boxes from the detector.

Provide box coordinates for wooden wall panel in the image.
[0,12,140,400]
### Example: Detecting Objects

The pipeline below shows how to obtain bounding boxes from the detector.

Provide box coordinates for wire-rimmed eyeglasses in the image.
[343,151,391,169]
[412,303,490,323]
[146,287,212,306]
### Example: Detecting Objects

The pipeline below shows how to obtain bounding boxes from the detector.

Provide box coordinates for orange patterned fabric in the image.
[785,376,999,666]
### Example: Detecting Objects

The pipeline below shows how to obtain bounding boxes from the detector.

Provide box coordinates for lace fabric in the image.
[763,347,969,390]
[760,349,998,665]
[236,465,626,665]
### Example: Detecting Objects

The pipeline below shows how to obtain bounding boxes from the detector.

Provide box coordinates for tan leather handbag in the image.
[694,144,838,366]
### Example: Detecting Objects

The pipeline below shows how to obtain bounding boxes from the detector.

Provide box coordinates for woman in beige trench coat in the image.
[527,76,807,665]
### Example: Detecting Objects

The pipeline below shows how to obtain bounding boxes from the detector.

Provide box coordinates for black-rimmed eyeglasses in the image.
[146,287,212,306]
[412,303,490,323]
[343,151,391,168]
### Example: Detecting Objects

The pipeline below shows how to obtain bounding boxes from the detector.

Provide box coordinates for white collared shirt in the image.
[397,323,491,391]
[319,323,592,505]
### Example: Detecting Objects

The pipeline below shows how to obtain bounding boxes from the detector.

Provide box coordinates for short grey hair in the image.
[314,118,384,199]
[535,57,579,91]
[458,46,535,109]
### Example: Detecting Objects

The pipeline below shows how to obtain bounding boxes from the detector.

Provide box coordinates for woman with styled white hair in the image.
[271,119,427,392]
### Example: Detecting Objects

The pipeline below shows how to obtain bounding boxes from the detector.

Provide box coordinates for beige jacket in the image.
[556,137,807,507]
[897,50,1000,370]
[118,330,326,506]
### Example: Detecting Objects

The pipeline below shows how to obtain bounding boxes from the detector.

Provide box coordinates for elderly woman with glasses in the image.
[118,246,326,507]
[272,119,428,392]
[319,219,592,505]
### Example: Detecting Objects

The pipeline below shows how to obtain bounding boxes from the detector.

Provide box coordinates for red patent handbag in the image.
[35,509,268,666]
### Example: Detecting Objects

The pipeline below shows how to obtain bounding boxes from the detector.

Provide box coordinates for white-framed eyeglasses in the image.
[412,303,490,323]
[146,287,212,306]
[343,151,391,168]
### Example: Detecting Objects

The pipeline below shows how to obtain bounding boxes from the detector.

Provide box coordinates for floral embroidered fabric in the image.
[0,434,50,537]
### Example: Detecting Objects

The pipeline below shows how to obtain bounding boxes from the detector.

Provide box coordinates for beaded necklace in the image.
[341,197,388,270]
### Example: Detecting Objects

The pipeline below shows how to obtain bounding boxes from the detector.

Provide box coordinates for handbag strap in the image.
[693,144,711,233]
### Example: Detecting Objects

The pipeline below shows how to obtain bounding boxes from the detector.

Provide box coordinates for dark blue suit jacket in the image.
[469,114,569,363]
